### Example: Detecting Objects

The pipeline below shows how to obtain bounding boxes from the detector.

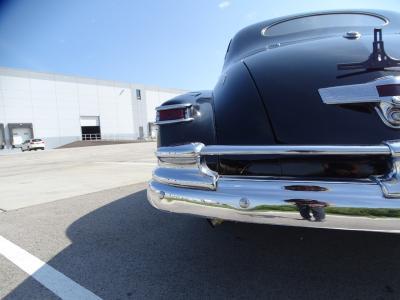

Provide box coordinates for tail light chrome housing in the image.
[155,103,194,125]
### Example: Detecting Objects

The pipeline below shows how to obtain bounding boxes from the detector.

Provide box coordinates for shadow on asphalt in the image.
[5,189,400,299]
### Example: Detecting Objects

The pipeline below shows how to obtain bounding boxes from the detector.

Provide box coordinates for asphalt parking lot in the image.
[1,143,400,299]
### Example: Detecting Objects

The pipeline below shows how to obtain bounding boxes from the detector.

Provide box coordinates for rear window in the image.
[32,139,42,142]
[262,13,387,37]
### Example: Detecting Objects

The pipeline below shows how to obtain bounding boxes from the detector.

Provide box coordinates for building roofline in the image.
[0,66,187,94]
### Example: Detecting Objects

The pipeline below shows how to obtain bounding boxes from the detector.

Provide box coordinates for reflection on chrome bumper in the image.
[147,142,400,233]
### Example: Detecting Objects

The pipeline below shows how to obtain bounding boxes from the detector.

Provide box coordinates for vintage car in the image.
[147,10,400,233]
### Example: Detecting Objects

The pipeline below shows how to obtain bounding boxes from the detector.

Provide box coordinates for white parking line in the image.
[0,235,102,300]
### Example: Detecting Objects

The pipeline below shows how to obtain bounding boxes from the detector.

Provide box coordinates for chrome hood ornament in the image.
[319,76,400,128]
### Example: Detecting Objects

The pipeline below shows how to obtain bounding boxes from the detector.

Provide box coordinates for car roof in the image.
[223,9,400,68]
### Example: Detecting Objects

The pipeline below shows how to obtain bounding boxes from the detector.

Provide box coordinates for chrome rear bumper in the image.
[147,142,400,233]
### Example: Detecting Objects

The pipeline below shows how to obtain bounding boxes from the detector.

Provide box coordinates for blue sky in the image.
[0,0,399,90]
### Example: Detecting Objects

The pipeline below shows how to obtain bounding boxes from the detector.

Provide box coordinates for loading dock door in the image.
[12,127,33,146]
[8,123,34,148]
[80,116,101,140]
[0,124,4,149]
[139,126,144,139]
[148,122,158,139]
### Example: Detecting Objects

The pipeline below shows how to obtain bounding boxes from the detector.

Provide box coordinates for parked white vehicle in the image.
[21,139,45,152]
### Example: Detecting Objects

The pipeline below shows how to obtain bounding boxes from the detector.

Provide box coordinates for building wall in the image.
[0,68,186,148]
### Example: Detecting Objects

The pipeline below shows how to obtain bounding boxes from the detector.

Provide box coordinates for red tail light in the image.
[156,103,193,125]
[377,84,400,97]
[158,108,185,121]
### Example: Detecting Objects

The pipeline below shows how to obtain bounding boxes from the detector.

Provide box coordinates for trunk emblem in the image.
[338,28,400,70]
[319,76,400,128]
[392,96,400,104]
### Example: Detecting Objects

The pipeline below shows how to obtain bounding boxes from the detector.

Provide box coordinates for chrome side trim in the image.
[319,76,400,128]
[155,103,194,125]
[200,144,390,156]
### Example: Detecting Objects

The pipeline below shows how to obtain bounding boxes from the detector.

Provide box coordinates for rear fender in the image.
[157,91,217,147]
[213,62,276,145]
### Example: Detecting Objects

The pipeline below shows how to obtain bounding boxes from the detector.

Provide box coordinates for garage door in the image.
[12,127,33,145]
[80,116,101,140]
[0,127,4,146]
[80,116,100,127]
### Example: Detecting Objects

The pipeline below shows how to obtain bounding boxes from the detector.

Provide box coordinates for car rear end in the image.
[28,139,45,150]
[147,10,400,233]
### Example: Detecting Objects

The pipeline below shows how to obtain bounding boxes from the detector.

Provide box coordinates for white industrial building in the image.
[0,67,186,149]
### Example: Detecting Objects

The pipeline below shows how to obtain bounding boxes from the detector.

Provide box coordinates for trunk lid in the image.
[244,33,400,145]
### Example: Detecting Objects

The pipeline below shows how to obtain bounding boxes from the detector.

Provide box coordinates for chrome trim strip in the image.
[200,145,390,156]
[220,175,372,184]
[155,103,192,111]
[155,118,194,125]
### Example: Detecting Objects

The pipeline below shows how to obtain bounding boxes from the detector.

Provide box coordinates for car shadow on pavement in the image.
[5,189,400,300]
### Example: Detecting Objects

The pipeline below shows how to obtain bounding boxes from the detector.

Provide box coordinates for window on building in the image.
[136,89,141,100]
